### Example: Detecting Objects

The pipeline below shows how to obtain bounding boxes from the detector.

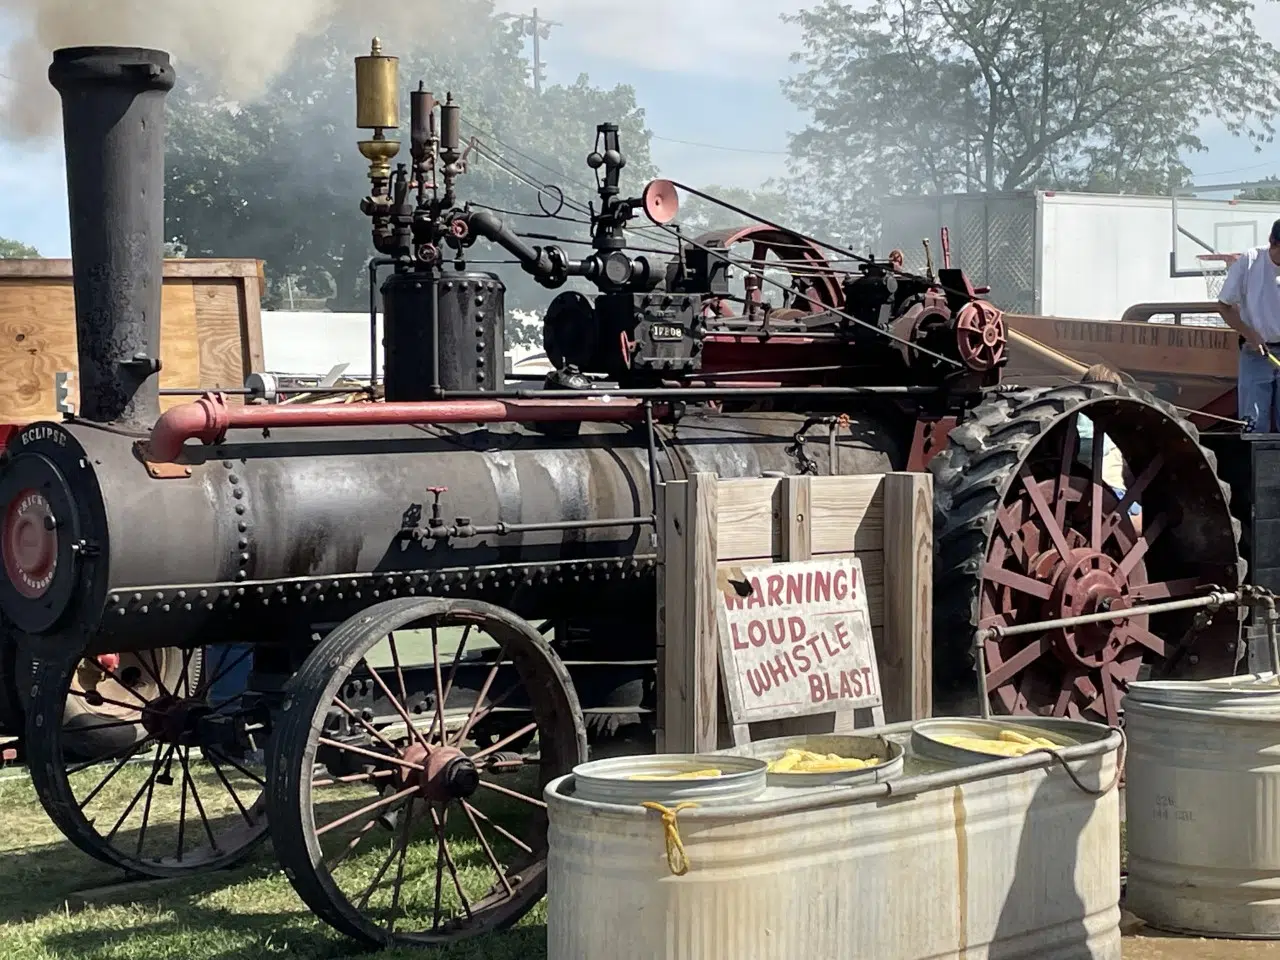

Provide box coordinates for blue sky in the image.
[1,0,1277,257]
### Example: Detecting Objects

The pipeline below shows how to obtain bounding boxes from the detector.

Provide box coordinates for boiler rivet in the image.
[236,571,247,580]
[238,522,248,532]
[233,488,244,499]
[240,553,250,563]
[132,593,142,602]
[238,539,248,549]
[140,605,149,614]
[235,504,246,515]
[229,474,239,484]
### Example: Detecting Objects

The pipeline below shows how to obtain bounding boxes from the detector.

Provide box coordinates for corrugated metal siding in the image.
[1124,683,1280,937]
[882,191,1280,321]
[547,750,1121,959]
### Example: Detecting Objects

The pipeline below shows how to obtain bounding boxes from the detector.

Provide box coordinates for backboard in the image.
[1171,179,1280,277]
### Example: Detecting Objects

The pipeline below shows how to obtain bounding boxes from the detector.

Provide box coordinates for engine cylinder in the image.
[48,47,175,426]
[380,269,506,398]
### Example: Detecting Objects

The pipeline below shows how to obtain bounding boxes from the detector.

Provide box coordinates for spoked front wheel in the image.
[267,597,587,949]
[27,644,270,877]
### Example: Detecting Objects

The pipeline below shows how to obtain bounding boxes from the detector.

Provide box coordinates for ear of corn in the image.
[629,768,723,781]
[765,746,882,774]
[934,729,1061,757]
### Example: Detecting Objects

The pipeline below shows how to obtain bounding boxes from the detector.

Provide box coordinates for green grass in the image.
[0,760,548,960]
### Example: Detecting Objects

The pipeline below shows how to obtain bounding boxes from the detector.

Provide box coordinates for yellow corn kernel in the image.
[767,753,802,773]
[999,729,1035,745]
[629,768,722,781]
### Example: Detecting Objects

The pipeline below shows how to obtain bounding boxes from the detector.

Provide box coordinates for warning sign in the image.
[716,556,882,726]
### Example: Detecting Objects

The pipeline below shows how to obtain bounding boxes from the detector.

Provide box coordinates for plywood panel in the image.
[0,260,264,425]
[0,280,76,422]
[158,281,200,413]
[716,474,885,560]
[0,259,264,279]
[195,279,251,394]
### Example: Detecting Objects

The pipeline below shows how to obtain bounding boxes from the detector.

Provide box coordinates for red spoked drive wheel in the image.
[931,383,1244,723]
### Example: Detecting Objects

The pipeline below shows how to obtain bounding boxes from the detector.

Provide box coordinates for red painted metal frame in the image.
[148,394,659,463]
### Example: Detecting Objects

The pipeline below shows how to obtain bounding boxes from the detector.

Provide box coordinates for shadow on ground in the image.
[0,807,545,960]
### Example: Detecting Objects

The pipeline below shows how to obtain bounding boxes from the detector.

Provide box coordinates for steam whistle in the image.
[354,38,401,196]
[410,82,437,204]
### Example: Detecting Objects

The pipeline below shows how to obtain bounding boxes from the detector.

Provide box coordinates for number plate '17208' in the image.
[649,324,684,342]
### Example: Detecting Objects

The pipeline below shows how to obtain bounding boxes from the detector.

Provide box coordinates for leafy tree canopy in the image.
[1237,176,1280,203]
[674,184,793,235]
[0,237,39,258]
[781,0,1280,244]
[163,7,655,344]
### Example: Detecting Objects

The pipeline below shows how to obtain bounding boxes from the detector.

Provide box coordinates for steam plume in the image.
[0,0,481,140]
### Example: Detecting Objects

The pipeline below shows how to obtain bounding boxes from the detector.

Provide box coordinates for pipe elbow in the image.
[148,393,231,462]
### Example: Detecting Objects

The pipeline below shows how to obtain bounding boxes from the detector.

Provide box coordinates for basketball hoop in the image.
[1197,252,1241,300]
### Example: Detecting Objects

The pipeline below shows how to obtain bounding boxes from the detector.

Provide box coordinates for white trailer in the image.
[879,188,1280,319]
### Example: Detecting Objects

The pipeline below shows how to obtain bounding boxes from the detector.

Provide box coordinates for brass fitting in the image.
[355,37,399,130]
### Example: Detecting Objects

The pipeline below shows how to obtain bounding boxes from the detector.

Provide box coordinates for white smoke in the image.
[0,0,489,139]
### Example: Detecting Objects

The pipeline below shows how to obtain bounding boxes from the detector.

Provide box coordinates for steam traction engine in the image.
[0,42,1243,947]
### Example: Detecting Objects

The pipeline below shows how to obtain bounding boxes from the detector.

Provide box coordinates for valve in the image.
[426,486,448,532]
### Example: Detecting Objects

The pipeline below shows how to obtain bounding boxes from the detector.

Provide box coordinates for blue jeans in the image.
[1239,346,1280,433]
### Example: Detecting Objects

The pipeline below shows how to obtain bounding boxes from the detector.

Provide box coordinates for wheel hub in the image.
[1048,549,1131,668]
[2,489,58,598]
[140,695,210,745]
[401,742,480,801]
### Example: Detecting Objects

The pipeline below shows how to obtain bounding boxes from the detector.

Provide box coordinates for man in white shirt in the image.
[1218,220,1280,432]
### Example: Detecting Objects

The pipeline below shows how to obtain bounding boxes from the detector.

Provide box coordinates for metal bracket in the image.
[54,371,75,414]
[133,440,192,479]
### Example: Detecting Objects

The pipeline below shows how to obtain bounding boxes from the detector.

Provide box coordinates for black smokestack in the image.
[48,46,175,426]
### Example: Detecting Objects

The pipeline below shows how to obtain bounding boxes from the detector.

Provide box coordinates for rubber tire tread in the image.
[929,382,1245,711]
[266,596,587,949]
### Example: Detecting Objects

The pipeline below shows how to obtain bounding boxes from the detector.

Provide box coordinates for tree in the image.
[674,184,793,235]
[0,237,39,258]
[781,0,1280,244]
[1236,177,1280,203]
[163,11,655,347]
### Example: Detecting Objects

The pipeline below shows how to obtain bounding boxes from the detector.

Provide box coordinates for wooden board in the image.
[658,472,933,753]
[0,259,265,423]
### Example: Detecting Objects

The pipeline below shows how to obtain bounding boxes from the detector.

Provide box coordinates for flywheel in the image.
[931,382,1244,723]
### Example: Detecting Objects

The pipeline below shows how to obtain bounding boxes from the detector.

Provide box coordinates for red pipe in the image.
[147,393,654,463]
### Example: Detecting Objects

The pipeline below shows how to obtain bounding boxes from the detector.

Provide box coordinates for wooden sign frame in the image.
[715,554,885,745]
[657,471,933,753]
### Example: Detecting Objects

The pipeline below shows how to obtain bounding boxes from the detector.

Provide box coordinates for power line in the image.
[650,134,789,156]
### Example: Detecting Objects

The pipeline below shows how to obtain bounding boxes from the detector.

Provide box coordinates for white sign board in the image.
[715,556,883,726]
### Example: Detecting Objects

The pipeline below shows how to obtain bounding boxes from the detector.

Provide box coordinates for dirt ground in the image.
[1123,914,1280,958]
[1124,931,1280,958]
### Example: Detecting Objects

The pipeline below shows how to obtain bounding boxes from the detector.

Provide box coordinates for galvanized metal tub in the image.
[568,753,768,806]
[912,716,1105,767]
[1123,674,1280,938]
[717,733,905,788]
[547,719,1123,960]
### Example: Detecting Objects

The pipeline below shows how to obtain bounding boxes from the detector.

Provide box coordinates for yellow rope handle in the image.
[641,800,699,876]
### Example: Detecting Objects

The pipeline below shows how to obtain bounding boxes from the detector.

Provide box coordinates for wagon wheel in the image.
[267,597,586,949]
[27,644,269,877]
[932,382,1244,722]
